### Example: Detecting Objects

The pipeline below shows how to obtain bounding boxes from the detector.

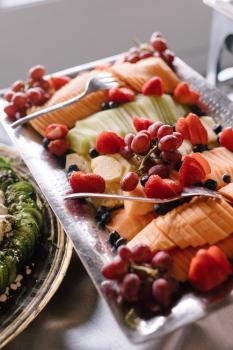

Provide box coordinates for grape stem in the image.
[124,308,139,328]
[136,145,158,176]
[131,264,159,279]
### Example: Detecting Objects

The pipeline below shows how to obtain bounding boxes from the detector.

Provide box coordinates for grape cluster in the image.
[123,32,175,67]
[4,65,53,121]
[101,244,178,311]
[120,122,183,192]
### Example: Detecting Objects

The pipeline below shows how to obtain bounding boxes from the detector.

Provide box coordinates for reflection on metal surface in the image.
[1,56,233,343]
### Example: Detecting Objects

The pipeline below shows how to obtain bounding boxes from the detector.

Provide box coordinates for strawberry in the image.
[219,127,233,152]
[144,175,182,199]
[178,155,206,186]
[69,171,105,193]
[48,139,70,156]
[190,153,211,176]
[49,76,71,90]
[132,116,154,131]
[108,87,135,103]
[96,131,125,154]
[45,123,69,140]
[188,246,232,292]
[176,118,190,140]
[174,82,200,105]
[186,113,208,145]
[142,77,165,96]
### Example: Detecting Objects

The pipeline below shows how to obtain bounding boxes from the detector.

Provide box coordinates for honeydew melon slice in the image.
[200,116,218,148]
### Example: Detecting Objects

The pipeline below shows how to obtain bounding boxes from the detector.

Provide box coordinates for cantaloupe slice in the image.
[110,57,180,93]
[219,183,233,202]
[123,186,154,216]
[171,234,233,282]
[107,209,155,241]
[128,197,233,251]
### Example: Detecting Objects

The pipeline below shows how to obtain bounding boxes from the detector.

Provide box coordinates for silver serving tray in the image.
[1,56,233,343]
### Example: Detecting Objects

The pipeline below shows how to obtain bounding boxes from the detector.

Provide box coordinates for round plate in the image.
[0,144,73,349]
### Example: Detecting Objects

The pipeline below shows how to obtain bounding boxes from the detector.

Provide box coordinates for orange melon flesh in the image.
[171,234,233,282]
[29,57,180,136]
[219,183,233,202]
[106,209,155,241]
[202,147,233,188]
[123,186,154,216]
[128,197,233,251]
[110,57,180,93]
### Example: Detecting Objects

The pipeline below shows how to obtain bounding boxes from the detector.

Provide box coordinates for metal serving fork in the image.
[64,186,231,204]
[11,72,119,128]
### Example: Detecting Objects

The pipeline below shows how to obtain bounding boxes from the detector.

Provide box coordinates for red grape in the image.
[4,104,17,121]
[158,135,179,152]
[11,80,25,92]
[118,246,132,262]
[148,121,163,139]
[101,280,118,299]
[4,90,14,102]
[124,133,135,147]
[148,164,170,178]
[120,273,141,302]
[29,65,45,81]
[126,53,140,63]
[131,133,150,154]
[139,277,153,300]
[166,277,179,294]
[132,244,152,263]
[173,131,183,148]
[140,51,153,59]
[160,150,182,164]
[120,146,133,159]
[120,172,139,191]
[159,49,175,66]
[101,256,128,280]
[151,251,172,271]
[150,32,163,40]
[151,37,167,52]
[12,92,27,110]
[26,88,43,105]
[152,278,172,307]
[33,78,51,91]
[157,125,173,140]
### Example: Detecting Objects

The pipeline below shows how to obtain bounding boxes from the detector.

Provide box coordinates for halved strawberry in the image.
[49,76,71,90]
[142,77,165,96]
[144,175,182,199]
[69,171,105,193]
[108,86,135,103]
[45,123,69,140]
[179,155,206,186]
[176,118,190,140]
[186,113,208,145]
[96,131,125,154]
[190,153,211,176]
[132,116,154,131]
[219,128,233,152]
[174,82,200,105]
[188,247,232,292]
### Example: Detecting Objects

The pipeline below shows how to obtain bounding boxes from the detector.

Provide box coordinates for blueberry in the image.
[95,206,108,221]
[193,144,208,153]
[223,174,231,183]
[174,161,183,171]
[108,101,119,109]
[204,179,217,190]
[213,124,222,135]
[67,164,79,173]
[154,204,169,216]
[190,105,204,117]
[108,230,121,246]
[101,212,111,225]
[42,138,50,150]
[172,124,176,132]
[101,101,110,111]
[115,238,127,249]
[140,175,149,187]
[89,148,99,159]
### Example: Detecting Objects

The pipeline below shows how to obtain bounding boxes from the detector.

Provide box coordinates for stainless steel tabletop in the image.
[2,126,233,350]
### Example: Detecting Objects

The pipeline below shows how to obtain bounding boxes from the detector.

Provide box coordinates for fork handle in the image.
[11,90,87,129]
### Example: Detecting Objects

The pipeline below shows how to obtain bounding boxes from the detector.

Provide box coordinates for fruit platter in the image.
[0,144,72,348]
[1,31,233,342]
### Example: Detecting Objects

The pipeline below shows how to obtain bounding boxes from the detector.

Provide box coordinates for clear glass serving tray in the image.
[1,56,233,343]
